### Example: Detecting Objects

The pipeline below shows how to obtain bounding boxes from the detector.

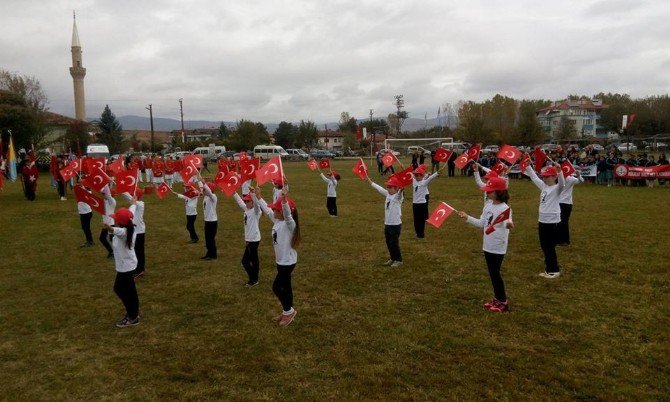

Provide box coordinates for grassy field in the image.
[1,159,669,400]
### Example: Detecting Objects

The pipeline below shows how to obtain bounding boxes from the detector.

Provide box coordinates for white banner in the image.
[622,115,628,130]
[509,164,597,177]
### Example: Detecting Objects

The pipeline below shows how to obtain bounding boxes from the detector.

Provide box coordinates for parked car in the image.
[406,145,430,155]
[440,141,467,153]
[617,143,637,152]
[254,145,290,160]
[310,149,336,159]
[482,145,500,154]
[378,148,401,157]
[587,144,604,152]
[540,143,560,152]
[285,149,310,161]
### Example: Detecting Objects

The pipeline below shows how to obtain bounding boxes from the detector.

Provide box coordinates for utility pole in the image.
[394,94,404,138]
[179,98,185,145]
[146,104,154,153]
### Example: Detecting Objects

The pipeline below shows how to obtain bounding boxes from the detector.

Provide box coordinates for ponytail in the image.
[290,208,301,249]
[124,223,135,249]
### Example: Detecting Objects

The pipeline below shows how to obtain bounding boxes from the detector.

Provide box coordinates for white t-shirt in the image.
[320,173,338,197]
[177,193,199,216]
[234,193,262,242]
[101,185,116,225]
[200,182,218,222]
[412,173,438,204]
[525,166,565,223]
[559,175,584,205]
[474,169,510,205]
[259,198,298,265]
[466,202,513,254]
[122,194,145,234]
[111,227,137,273]
[241,179,252,195]
[371,182,403,225]
[77,201,92,214]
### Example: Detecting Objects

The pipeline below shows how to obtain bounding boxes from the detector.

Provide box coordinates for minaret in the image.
[69,12,86,121]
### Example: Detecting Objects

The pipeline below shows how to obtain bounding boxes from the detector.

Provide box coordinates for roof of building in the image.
[537,99,607,114]
[317,130,344,138]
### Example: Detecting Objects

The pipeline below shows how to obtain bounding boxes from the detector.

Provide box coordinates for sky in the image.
[1,0,669,123]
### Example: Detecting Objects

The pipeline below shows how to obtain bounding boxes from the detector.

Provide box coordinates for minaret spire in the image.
[69,12,86,120]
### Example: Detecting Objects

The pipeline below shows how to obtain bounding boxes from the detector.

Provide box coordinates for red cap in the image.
[109,207,134,226]
[206,182,216,192]
[134,188,143,199]
[413,164,426,175]
[184,187,199,198]
[540,166,558,177]
[241,193,253,202]
[483,170,498,180]
[386,176,401,187]
[480,177,507,192]
[268,197,296,211]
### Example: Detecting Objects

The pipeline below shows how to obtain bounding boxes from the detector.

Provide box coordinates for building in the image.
[69,13,86,121]
[171,128,220,142]
[536,99,606,139]
[42,111,82,154]
[316,130,344,151]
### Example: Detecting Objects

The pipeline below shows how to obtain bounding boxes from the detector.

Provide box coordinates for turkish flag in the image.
[74,185,105,214]
[239,157,260,181]
[491,161,507,176]
[520,154,532,173]
[355,126,362,140]
[433,147,452,163]
[426,202,454,228]
[68,158,83,173]
[108,157,125,176]
[485,207,511,235]
[180,162,198,183]
[227,161,238,173]
[308,159,318,171]
[390,166,414,188]
[454,153,471,170]
[382,152,397,168]
[352,158,368,181]
[116,168,139,194]
[319,159,330,169]
[214,169,227,186]
[156,182,170,199]
[83,157,105,174]
[466,145,481,161]
[59,165,77,182]
[164,159,176,173]
[534,147,548,172]
[497,145,521,164]
[256,156,283,186]
[217,171,243,196]
[238,151,248,161]
[81,167,111,193]
[184,154,203,169]
[560,160,575,176]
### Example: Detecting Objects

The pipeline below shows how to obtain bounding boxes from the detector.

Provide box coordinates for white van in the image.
[440,141,467,153]
[193,145,226,161]
[86,144,110,159]
[253,145,289,160]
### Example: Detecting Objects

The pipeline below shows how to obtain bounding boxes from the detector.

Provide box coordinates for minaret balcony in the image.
[70,66,86,78]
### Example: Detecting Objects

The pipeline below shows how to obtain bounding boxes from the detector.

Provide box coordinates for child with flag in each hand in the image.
[316,164,340,217]
[367,175,404,267]
[232,186,263,288]
[411,164,439,238]
[458,177,514,312]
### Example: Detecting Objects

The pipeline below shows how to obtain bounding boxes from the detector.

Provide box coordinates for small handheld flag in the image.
[485,207,511,235]
[427,202,455,228]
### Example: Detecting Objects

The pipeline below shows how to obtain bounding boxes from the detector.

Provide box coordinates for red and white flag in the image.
[83,157,105,174]
[81,167,111,193]
[108,156,125,176]
[116,168,139,194]
[156,182,171,199]
[485,207,511,235]
[466,144,481,161]
[454,153,471,170]
[520,153,532,172]
[426,202,455,228]
[534,147,548,172]
[490,161,507,176]
[497,145,521,164]
[319,159,330,169]
[74,185,105,214]
[184,154,203,169]
[433,147,453,163]
[59,165,77,182]
[180,162,198,183]
[560,160,575,177]
[352,158,368,181]
[256,156,283,185]
[217,171,243,196]
[308,159,318,171]
[382,151,398,168]
[238,151,248,161]
[390,166,414,188]
[239,157,260,181]
[68,158,83,173]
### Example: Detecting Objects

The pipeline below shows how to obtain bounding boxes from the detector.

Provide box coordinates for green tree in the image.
[338,112,357,133]
[0,90,43,151]
[457,101,492,144]
[515,100,546,145]
[556,116,577,141]
[97,104,125,153]
[0,69,48,112]
[274,121,297,149]
[226,119,271,151]
[296,120,318,149]
[62,120,91,155]
[218,122,229,139]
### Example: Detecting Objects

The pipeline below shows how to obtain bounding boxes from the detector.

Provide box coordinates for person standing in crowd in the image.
[173,186,200,243]
[411,151,419,170]
[100,184,116,258]
[104,205,140,328]
[317,166,340,217]
[411,164,439,239]
[197,172,218,260]
[605,151,617,187]
[376,151,384,175]
[645,155,657,188]
[367,175,404,267]
[419,150,426,166]
[257,187,301,327]
[123,190,145,278]
[77,186,94,248]
[447,151,457,177]
[20,153,39,201]
[430,148,440,174]
[658,153,668,186]
[55,157,67,200]
[525,162,565,279]
[457,176,514,312]
[232,188,262,287]
[558,170,583,246]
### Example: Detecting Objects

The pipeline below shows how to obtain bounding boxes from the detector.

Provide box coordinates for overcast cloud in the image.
[1,0,669,123]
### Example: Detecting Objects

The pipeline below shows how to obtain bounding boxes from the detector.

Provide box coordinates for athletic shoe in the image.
[244,281,258,288]
[488,300,509,312]
[60,197,67,201]
[483,299,499,308]
[539,272,561,279]
[279,310,297,327]
[115,316,140,328]
[382,260,393,266]
[201,255,217,260]
[390,261,403,268]
[79,241,93,248]
[273,313,283,322]
[329,215,337,218]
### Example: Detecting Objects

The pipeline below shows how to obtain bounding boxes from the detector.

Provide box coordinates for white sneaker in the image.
[383,260,393,266]
[539,272,560,279]
[390,261,403,268]
[60,197,67,201]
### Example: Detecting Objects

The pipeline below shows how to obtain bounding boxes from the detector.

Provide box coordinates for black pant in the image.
[100,229,113,254]
[558,203,573,245]
[80,212,93,242]
[186,214,199,241]
[57,179,65,197]
[204,221,218,258]
[448,163,455,177]
[431,162,439,173]
[135,233,145,274]
[384,224,402,262]
[114,271,139,320]
[242,241,260,284]
[273,263,295,312]
[326,197,337,216]
[484,252,507,302]
[538,222,560,273]
[413,199,429,238]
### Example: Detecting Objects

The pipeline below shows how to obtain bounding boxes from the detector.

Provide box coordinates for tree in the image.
[0,69,48,112]
[556,116,577,141]
[97,105,125,153]
[457,101,492,144]
[338,112,357,133]
[296,120,318,149]
[62,120,91,155]
[226,119,271,151]
[274,121,297,149]
[218,122,229,139]
[0,90,43,151]
[515,100,546,145]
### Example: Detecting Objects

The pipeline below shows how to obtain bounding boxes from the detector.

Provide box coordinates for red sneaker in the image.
[488,300,509,312]
[483,299,498,308]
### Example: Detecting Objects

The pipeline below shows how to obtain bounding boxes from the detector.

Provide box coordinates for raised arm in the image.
[525,166,545,189]
[232,193,247,211]
[556,163,565,194]
[102,184,113,201]
[282,198,296,232]
[473,170,486,188]
[254,190,274,221]
[370,181,389,197]
[319,172,332,184]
